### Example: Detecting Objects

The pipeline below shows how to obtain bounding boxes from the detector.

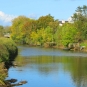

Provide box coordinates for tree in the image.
[37,14,54,29]
[4,26,11,33]
[72,5,87,41]
[30,26,53,46]
[60,23,78,46]
[48,19,59,34]
[11,16,36,44]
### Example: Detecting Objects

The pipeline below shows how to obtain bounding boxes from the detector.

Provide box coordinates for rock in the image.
[5,79,27,87]
[6,79,17,83]
[13,63,18,66]
[80,46,86,50]
[18,81,27,85]
[68,42,80,51]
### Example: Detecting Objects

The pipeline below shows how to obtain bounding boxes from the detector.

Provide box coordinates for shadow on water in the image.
[6,46,87,87]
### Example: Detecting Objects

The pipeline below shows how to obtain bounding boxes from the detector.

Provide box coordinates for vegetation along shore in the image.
[10,5,87,51]
[0,38,18,87]
[0,5,87,52]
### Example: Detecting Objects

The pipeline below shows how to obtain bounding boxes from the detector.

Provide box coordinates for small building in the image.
[59,20,73,26]
[59,20,68,26]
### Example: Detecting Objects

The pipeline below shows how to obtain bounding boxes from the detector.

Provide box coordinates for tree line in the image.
[1,5,87,48]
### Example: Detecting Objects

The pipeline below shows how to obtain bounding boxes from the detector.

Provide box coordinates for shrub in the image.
[0,37,18,62]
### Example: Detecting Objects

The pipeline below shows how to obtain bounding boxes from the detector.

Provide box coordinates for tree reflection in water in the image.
[13,55,87,87]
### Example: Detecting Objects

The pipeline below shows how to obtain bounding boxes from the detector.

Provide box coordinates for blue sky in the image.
[0,0,87,25]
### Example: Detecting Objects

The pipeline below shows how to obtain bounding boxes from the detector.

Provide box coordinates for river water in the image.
[6,46,87,87]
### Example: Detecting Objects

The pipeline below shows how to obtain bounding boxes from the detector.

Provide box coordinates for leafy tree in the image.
[30,30,39,45]
[54,26,62,47]
[30,26,53,46]
[11,16,36,44]
[72,5,87,21]
[60,23,78,46]
[37,14,54,29]
[72,5,87,41]
[44,26,53,42]
[11,16,28,42]
[3,26,11,35]
[48,19,59,34]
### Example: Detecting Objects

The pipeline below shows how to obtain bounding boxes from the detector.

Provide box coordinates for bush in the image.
[0,38,18,62]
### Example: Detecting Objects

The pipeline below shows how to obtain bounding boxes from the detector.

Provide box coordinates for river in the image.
[6,46,87,87]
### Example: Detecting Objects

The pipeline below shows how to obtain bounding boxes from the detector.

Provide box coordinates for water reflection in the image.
[7,46,87,87]
[19,46,87,57]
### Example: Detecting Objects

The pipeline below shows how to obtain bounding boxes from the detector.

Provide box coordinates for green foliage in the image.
[0,43,9,62]
[11,16,37,44]
[57,15,87,47]
[57,23,78,46]
[72,5,87,21]
[4,26,11,34]
[37,14,54,29]
[30,30,39,45]
[54,26,62,47]
[48,19,59,34]
[0,38,18,86]
[80,40,87,48]
[0,25,4,37]
[0,38,18,62]
[0,63,8,86]
[44,26,53,42]
[10,6,87,48]
[30,26,54,46]
[72,5,87,41]
[11,15,57,45]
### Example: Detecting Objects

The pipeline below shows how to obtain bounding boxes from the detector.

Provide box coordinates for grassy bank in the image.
[0,37,18,86]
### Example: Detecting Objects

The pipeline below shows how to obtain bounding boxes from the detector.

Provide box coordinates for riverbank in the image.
[0,37,18,87]
[43,41,87,52]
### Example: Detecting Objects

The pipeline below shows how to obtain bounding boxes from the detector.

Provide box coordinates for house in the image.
[59,20,68,26]
[59,19,73,26]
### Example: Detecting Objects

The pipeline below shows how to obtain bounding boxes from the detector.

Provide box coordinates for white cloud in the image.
[0,11,16,23]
